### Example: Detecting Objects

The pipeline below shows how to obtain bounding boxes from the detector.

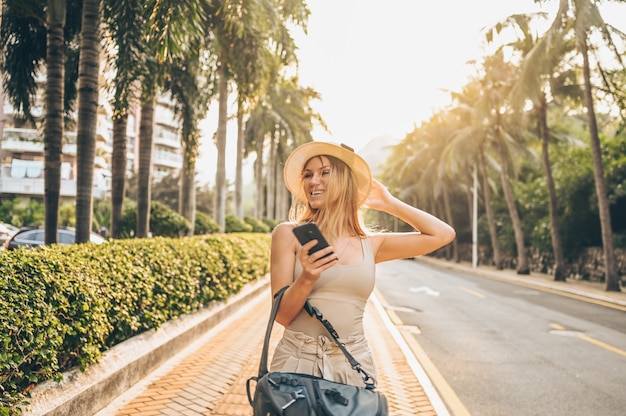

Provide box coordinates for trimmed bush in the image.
[194,211,220,235]
[0,233,271,413]
[121,201,191,238]
[262,217,281,232]
[225,214,252,233]
[244,216,271,233]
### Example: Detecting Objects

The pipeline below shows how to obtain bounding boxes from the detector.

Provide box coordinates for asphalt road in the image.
[374,259,626,416]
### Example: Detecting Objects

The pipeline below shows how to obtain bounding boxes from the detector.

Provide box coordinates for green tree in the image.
[135,0,208,238]
[210,0,311,229]
[245,76,324,221]
[481,52,532,274]
[445,78,505,269]
[230,0,310,220]
[1,0,81,244]
[0,198,45,226]
[382,113,460,260]
[486,11,572,280]
[103,0,146,238]
[166,46,215,235]
[532,0,624,290]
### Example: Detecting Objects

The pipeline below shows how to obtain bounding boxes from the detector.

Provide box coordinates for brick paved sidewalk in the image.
[97,291,439,416]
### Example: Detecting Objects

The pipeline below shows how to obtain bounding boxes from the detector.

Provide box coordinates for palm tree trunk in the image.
[0,79,5,164]
[480,148,503,269]
[462,165,477,263]
[495,132,529,274]
[255,136,264,219]
[180,119,198,236]
[464,166,473,235]
[538,96,566,281]
[579,38,620,292]
[180,154,195,235]
[43,0,66,245]
[214,65,228,231]
[137,96,155,238]
[276,170,288,221]
[442,186,458,262]
[111,114,127,238]
[267,132,277,220]
[75,0,101,243]
[235,100,244,218]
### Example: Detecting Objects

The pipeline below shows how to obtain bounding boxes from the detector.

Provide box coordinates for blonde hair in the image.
[288,155,368,242]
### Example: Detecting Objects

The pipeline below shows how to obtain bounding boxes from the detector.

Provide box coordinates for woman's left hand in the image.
[364,179,394,211]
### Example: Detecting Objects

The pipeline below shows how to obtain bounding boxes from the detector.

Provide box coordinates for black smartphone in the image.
[292,222,333,256]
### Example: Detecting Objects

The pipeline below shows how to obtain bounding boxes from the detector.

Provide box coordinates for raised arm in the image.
[365,179,456,263]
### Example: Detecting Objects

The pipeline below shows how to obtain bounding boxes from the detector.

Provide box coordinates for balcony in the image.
[1,128,78,155]
[0,163,76,197]
[153,129,180,149]
[153,151,183,169]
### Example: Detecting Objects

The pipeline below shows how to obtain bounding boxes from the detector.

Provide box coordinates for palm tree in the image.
[574,1,621,291]
[1,0,82,244]
[235,98,246,218]
[481,52,532,274]
[135,0,207,238]
[529,0,622,290]
[1,2,46,124]
[74,0,101,243]
[103,0,146,238]
[267,79,323,220]
[244,76,324,220]
[136,86,156,238]
[382,114,459,260]
[478,144,503,268]
[487,10,573,280]
[43,0,67,244]
[213,64,228,230]
[446,79,505,269]
[166,47,215,234]
[245,103,270,219]
[210,0,310,229]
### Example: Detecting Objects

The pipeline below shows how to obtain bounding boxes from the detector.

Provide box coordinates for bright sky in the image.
[197,0,625,185]
[292,0,546,151]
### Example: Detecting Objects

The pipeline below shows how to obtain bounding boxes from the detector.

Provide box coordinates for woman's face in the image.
[302,155,334,209]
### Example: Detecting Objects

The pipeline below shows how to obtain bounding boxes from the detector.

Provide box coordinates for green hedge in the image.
[0,233,271,414]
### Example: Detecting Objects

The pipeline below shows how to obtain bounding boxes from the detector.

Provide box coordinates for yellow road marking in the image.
[399,328,472,416]
[460,271,626,312]
[459,286,486,298]
[551,323,626,357]
[579,335,626,357]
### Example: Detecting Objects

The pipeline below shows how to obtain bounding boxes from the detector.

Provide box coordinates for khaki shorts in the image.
[269,328,377,388]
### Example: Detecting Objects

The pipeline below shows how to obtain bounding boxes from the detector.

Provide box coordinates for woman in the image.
[270,141,455,387]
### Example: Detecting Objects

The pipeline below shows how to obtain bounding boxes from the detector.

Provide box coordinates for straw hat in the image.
[283,142,372,205]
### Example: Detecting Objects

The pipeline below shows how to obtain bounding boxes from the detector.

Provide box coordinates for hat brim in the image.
[283,142,372,205]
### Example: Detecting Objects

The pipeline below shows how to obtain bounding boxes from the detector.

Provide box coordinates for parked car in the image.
[3,227,107,250]
[0,222,19,247]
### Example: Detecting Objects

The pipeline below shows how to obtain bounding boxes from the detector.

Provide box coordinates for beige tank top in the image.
[288,238,376,339]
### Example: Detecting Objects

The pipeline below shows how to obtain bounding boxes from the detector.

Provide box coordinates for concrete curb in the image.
[22,277,270,416]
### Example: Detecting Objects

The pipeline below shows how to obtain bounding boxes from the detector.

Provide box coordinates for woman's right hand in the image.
[298,239,338,281]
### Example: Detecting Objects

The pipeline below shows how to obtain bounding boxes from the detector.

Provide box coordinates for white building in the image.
[152,95,183,183]
[0,77,183,202]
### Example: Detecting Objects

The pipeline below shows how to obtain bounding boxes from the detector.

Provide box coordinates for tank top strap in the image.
[361,237,374,264]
